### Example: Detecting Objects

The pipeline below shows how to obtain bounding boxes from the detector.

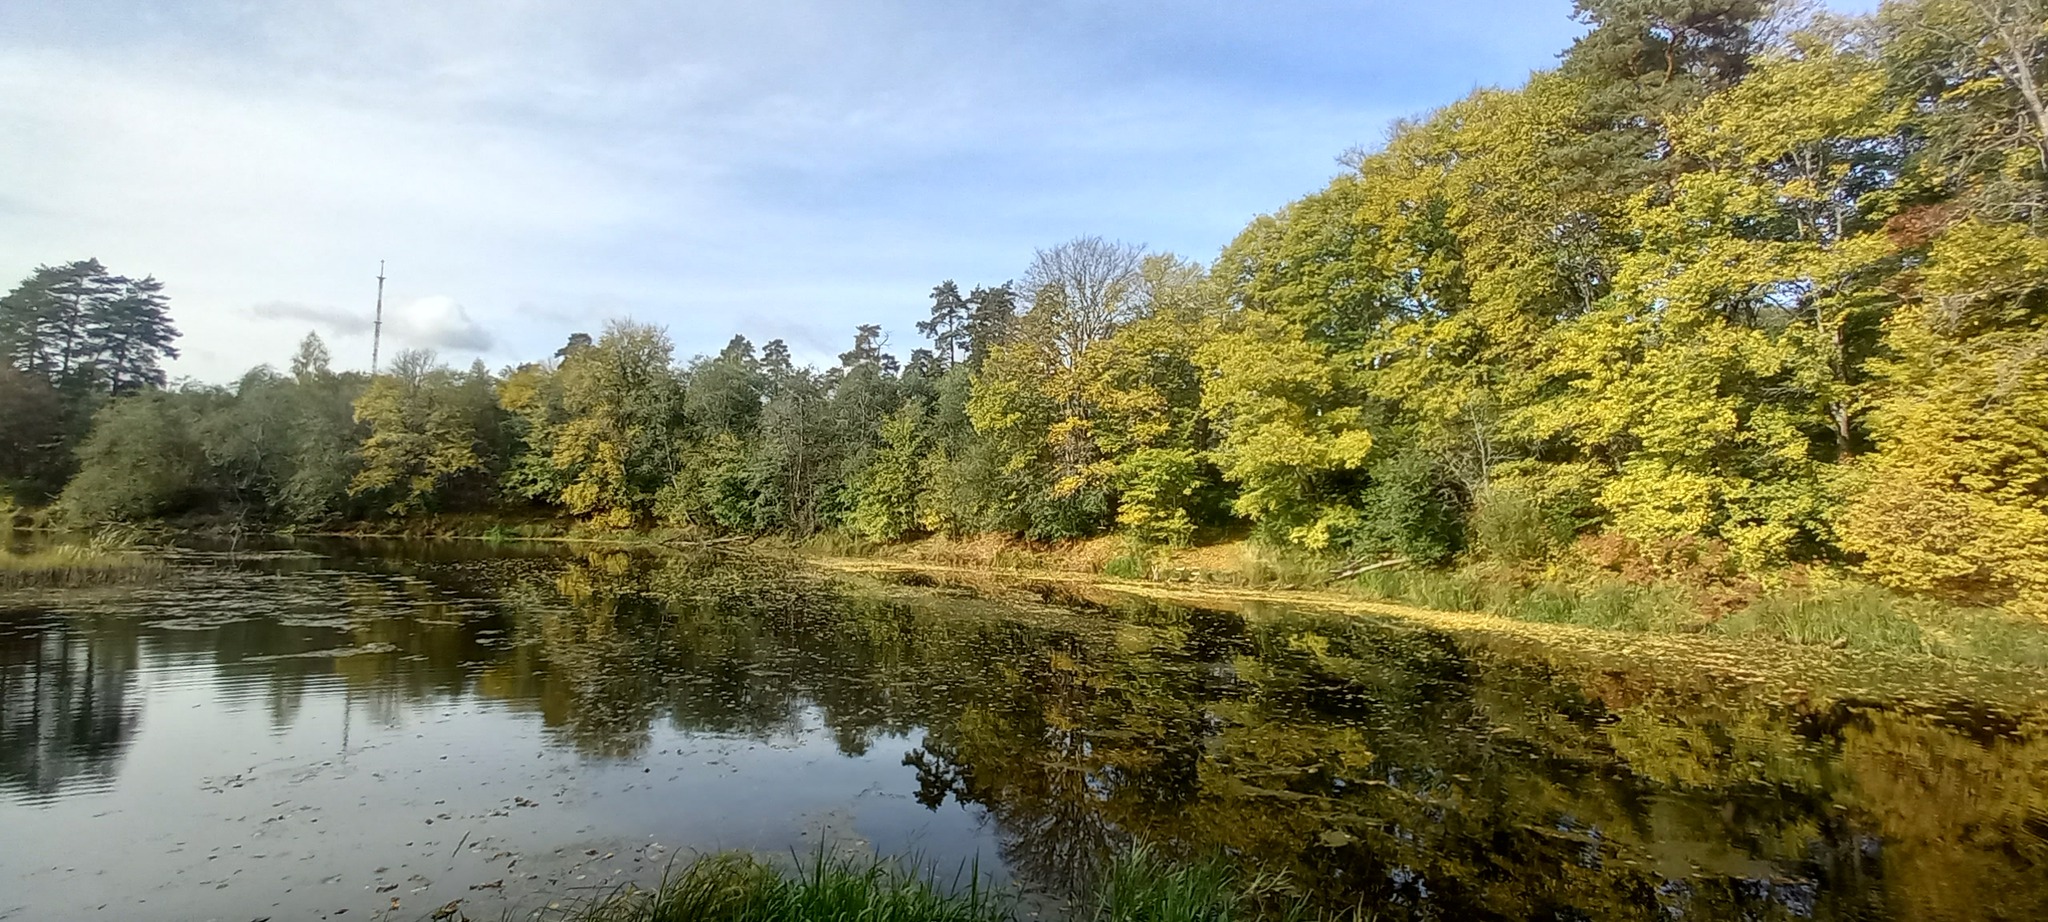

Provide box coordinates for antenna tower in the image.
[371,260,386,375]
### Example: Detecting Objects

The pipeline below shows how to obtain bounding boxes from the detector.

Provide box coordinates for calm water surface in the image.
[2,540,2046,921]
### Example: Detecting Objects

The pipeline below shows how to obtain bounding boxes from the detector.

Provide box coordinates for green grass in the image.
[796,529,881,559]
[1103,546,1157,580]
[1344,560,2048,670]
[1715,584,1925,650]
[1351,568,1490,612]
[1093,847,1304,922]
[0,544,166,589]
[1715,584,2048,666]
[551,850,1008,922]
[1504,581,1698,633]
[551,847,1313,922]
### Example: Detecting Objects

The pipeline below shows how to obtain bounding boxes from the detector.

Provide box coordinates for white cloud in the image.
[250,301,372,336]
[395,296,493,354]
[0,0,1608,381]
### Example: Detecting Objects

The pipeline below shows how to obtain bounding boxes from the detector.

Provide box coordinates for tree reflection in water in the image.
[0,609,140,802]
[3,544,2046,920]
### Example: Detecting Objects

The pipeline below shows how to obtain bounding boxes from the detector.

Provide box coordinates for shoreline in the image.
[812,555,2048,718]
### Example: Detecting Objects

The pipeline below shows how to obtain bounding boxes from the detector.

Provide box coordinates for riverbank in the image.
[16,515,2048,676]
[815,555,2048,717]
[814,533,2048,670]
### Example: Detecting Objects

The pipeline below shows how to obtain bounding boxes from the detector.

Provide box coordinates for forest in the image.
[4,0,2048,616]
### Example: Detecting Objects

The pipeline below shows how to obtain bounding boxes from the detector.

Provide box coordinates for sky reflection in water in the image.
[2,541,2046,921]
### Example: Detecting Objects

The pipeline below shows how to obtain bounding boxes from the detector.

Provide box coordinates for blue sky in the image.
[0,0,1878,380]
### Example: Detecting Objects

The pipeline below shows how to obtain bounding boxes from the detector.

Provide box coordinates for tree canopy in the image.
[19,0,2048,613]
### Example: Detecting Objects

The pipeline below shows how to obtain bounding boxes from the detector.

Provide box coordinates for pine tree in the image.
[0,259,180,395]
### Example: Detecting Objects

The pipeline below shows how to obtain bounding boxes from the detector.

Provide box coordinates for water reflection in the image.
[0,542,2045,920]
[0,610,140,802]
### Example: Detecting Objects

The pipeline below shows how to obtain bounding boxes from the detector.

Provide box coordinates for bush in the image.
[60,392,218,523]
[1467,488,1561,565]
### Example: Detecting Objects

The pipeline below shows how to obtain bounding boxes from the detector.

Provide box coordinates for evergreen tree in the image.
[0,259,179,396]
[917,281,971,369]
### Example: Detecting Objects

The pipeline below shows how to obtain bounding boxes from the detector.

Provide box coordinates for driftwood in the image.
[1328,556,1412,582]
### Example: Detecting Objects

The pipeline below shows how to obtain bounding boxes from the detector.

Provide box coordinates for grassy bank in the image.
[549,848,1302,922]
[0,544,166,589]
[1339,566,2048,668]
[814,533,2048,672]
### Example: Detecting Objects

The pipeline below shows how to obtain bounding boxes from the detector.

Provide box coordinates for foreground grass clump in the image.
[559,851,1007,922]
[0,544,165,589]
[557,848,1300,922]
[1093,848,1301,922]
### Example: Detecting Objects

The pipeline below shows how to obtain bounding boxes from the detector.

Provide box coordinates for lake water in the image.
[2,541,2046,921]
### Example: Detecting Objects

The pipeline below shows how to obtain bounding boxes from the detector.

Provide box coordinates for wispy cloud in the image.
[0,0,1613,380]
[250,301,372,336]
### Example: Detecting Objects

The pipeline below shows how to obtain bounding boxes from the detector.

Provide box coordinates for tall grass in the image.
[554,847,1313,922]
[1716,584,1924,650]
[554,850,1006,922]
[1715,584,2048,666]
[0,543,165,589]
[1092,847,1305,922]
[1504,581,1697,633]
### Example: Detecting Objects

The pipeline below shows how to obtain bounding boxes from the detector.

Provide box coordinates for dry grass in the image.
[0,544,166,589]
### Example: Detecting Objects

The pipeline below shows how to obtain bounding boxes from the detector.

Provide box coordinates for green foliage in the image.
[552,322,685,526]
[1354,445,1463,565]
[0,365,69,503]
[847,402,929,542]
[350,350,497,517]
[16,0,2048,623]
[0,258,180,395]
[60,390,218,522]
[1198,311,1372,549]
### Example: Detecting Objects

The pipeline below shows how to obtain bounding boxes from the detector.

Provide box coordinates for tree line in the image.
[5,0,2047,613]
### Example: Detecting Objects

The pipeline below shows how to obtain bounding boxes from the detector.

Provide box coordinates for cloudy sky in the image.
[0,0,1877,381]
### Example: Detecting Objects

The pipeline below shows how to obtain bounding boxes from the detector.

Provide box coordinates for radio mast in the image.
[371,260,386,376]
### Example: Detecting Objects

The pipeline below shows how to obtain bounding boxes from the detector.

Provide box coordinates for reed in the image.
[0,544,165,589]
[552,847,1314,922]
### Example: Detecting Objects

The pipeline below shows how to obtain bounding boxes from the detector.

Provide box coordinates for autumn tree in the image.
[350,350,497,516]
